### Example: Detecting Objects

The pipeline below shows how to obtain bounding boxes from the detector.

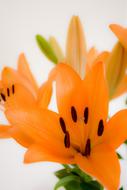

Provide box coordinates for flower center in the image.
[59,106,104,156]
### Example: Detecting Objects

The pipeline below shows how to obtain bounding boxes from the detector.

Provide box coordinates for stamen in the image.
[12,85,15,94]
[98,119,104,136]
[1,93,6,101]
[84,107,89,124]
[84,139,91,156]
[71,106,77,122]
[59,117,66,134]
[64,131,70,148]
[7,88,10,97]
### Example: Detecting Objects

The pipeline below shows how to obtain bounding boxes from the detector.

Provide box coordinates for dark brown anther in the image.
[1,93,6,101]
[71,106,77,122]
[64,131,70,148]
[59,117,66,134]
[84,139,91,157]
[84,107,89,124]
[97,119,104,136]
[7,88,10,97]
[12,85,15,94]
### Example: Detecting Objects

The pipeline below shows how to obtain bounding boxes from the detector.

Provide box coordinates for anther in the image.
[98,119,104,136]
[84,139,91,157]
[59,117,66,134]
[1,93,6,101]
[12,85,15,94]
[7,88,10,97]
[64,131,70,148]
[71,106,77,122]
[84,107,89,124]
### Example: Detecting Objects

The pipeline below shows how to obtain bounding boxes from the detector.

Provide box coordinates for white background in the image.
[0,0,127,189]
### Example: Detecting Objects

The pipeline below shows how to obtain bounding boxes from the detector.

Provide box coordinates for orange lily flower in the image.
[3,62,127,190]
[0,53,52,140]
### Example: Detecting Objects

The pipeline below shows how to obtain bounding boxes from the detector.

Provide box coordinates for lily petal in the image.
[49,63,81,115]
[85,47,98,73]
[49,63,85,148]
[6,107,76,160]
[83,62,108,142]
[24,143,75,164]
[76,143,120,190]
[110,24,127,50]
[4,84,36,111]
[9,126,34,147]
[18,53,38,92]
[2,67,36,97]
[113,74,127,98]
[106,42,124,98]
[37,81,52,108]
[0,125,11,138]
[103,110,127,149]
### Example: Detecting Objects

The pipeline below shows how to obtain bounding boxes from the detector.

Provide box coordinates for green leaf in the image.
[36,34,58,64]
[71,167,92,182]
[54,169,71,179]
[124,140,127,145]
[65,181,83,190]
[117,152,123,159]
[80,180,104,190]
[54,165,104,190]
[54,175,81,190]
[62,164,71,170]
[119,187,123,190]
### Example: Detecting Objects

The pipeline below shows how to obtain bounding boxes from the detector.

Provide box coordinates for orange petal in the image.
[6,108,63,143]
[112,49,127,98]
[37,81,52,108]
[48,63,85,148]
[9,126,34,148]
[18,53,38,93]
[3,84,36,111]
[2,67,36,97]
[85,47,98,73]
[0,125,11,138]
[113,74,127,98]
[85,50,110,74]
[49,63,81,115]
[94,51,110,64]
[6,108,61,142]
[76,143,120,190]
[66,16,87,77]
[83,62,108,142]
[24,143,75,164]
[102,110,127,149]
[6,107,76,159]
[110,24,127,50]
[105,42,124,98]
